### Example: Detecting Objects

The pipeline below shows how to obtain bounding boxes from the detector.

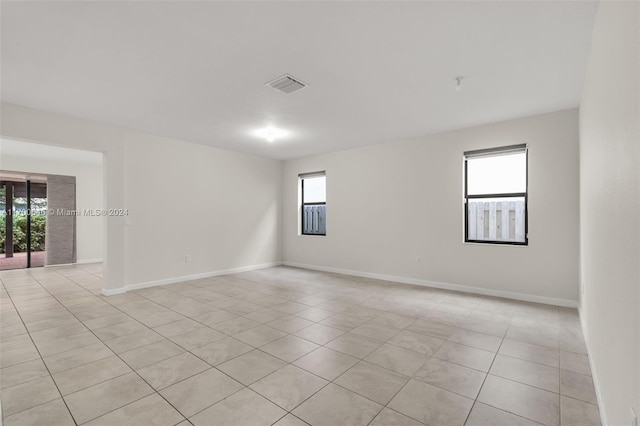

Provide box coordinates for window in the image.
[464,144,528,245]
[300,172,326,235]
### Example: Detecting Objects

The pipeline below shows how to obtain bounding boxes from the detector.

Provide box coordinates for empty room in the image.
[0,1,638,426]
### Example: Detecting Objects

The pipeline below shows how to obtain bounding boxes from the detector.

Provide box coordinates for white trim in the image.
[101,287,127,296]
[76,258,103,265]
[578,304,608,426]
[100,262,282,296]
[44,263,73,268]
[283,261,578,308]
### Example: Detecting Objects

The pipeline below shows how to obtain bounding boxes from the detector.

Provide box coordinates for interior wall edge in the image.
[578,304,609,426]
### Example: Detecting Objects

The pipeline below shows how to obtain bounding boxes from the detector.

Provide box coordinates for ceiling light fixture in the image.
[252,126,288,143]
[455,76,464,92]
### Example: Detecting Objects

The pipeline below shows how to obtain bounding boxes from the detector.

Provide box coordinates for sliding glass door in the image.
[0,179,47,270]
[0,181,25,270]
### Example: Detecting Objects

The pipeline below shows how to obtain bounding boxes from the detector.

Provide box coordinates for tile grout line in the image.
[22,268,192,425]
[1,269,82,424]
[2,266,596,426]
[462,323,507,426]
[129,284,330,423]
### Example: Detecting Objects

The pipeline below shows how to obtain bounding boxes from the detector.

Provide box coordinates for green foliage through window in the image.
[0,213,46,254]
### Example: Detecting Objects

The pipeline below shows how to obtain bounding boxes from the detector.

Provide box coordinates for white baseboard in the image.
[578,303,608,426]
[100,258,579,309]
[100,261,282,296]
[101,287,127,296]
[44,263,73,268]
[283,261,579,308]
[76,258,103,265]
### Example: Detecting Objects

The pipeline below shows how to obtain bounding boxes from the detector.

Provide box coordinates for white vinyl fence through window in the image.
[467,199,525,242]
[302,204,326,235]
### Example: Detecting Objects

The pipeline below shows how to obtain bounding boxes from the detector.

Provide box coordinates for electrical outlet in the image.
[185,254,191,263]
[632,407,637,426]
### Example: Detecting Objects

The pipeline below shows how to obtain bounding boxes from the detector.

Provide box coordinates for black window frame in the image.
[300,171,326,236]
[464,144,528,246]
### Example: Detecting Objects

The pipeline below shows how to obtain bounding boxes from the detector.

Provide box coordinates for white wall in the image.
[283,109,580,304]
[123,132,281,287]
[0,103,282,293]
[579,1,640,425]
[1,153,104,263]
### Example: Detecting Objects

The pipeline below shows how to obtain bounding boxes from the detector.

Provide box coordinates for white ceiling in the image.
[0,1,598,160]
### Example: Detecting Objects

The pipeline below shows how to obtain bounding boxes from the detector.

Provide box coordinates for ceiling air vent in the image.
[266,74,308,94]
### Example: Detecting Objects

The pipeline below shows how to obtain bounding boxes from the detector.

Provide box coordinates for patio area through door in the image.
[1,175,48,270]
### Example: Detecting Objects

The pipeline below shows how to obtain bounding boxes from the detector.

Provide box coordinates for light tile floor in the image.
[1,264,601,426]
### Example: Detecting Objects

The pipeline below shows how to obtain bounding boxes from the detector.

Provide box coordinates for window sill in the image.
[463,241,528,247]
